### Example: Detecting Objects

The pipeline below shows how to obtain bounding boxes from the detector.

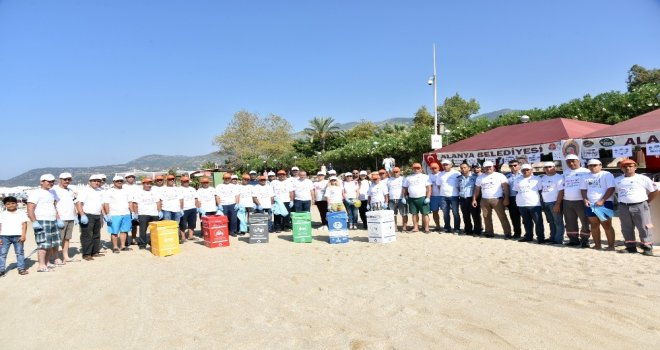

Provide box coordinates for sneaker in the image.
[518,237,533,242]
[484,233,495,238]
[504,234,512,240]
[0,271,5,278]
[618,247,638,254]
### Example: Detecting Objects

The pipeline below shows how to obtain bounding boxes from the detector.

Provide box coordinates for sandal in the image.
[37,267,52,272]
[113,248,120,254]
[47,263,56,268]
[121,247,132,251]
[18,269,29,275]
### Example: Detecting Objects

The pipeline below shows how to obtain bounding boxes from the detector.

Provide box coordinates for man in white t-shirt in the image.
[160,175,184,225]
[271,170,294,232]
[123,173,140,245]
[293,171,315,212]
[77,174,105,260]
[238,174,256,235]
[560,154,591,247]
[540,162,565,244]
[472,161,511,238]
[403,163,431,233]
[179,176,198,241]
[53,172,77,263]
[513,164,545,243]
[130,177,162,249]
[103,176,133,253]
[436,160,461,234]
[386,167,408,231]
[615,159,657,256]
[196,177,219,216]
[427,163,443,231]
[27,174,62,271]
[252,175,275,231]
[368,173,389,210]
[217,173,240,235]
[580,158,616,250]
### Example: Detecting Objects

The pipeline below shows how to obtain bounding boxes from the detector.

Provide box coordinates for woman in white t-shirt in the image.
[313,172,329,229]
[325,176,346,213]
[512,165,545,243]
[342,173,359,229]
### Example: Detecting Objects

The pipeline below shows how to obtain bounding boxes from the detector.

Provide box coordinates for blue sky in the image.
[1,0,658,179]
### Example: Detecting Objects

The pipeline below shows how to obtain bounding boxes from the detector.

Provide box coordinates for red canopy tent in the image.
[424,118,609,167]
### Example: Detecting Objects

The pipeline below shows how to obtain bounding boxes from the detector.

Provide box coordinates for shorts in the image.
[59,220,75,240]
[328,202,346,212]
[430,196,442,212]
[408,197,430,215]
[388,199,409,216]
[109,215,132,235]
[585,201,614,219]
[34,220,61,249]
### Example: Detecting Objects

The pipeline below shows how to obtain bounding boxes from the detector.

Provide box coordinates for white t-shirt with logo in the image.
[403,173,430,199]
[216,183,239,205]
[0,210,29,236]
[540,174,564,202]
[252,184,274,209]
[103,187,131,216]
[293,179,314,201]
[314,180,328,202]
[343,180,359,199]
[53,186,77,221]
[180,186,198,210]
[358,180,370,200]
[160,186,183,212]
[196,187,217,212]
[324,185,344,204]
[581,171,615,203]
[271,180,294,203]
[512,175,542,207]
[386,176,404,200]
[436,169,461,197]
[77,186,104,215]
[475,172,508,199]
[238,185,255,208]
[131,189,161,216]
[562,167,589,201]
[428,172,441,196]
[28,188,58,221]
[615,174,656,204]
[368,181,389,204]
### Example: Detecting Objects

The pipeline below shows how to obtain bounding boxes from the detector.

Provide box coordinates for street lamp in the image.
[373,141,379,169]
[520,115,530,123]
[429,43,438,136]
[443,129,451,146]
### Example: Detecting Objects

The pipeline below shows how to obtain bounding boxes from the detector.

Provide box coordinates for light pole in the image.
[520,115,530,123]
[428,43,442,149]
[373,141,379,169]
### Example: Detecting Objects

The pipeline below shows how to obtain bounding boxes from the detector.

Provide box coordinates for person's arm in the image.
[27,202,37,222]
[581,189,590,207]
[157,200,163,212]
[425,184,432,199]
[502,182,510,206]
[472,186,481,208]
[596,187,615,207]
[553,190,563,213]
[20,221,27,242]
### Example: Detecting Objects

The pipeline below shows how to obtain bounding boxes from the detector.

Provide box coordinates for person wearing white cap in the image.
[436,159,462,234]
[271,170,294,232]
[512,164,545,243]
[53,172,77,263]
[325,175,346,213]
[560,154,591,247]
[267,171,276,184]
[123,173,140,245]
[343,172,360,229]
[27,174,63,272]
[77,175,105,260]
[216,173,240,236]
[386,167,408,232]
[357,170,370,229]
[615,159,657,255]
[472,161,512,238]
[248,170,259,186]
[102,176,133,253]
[540,162,565,244]
[581,158,616,250]
[313,171,329,229]
[505,159,523,239]
[288,167,300,185]
[402,163,430,233]
[130,177,163,249]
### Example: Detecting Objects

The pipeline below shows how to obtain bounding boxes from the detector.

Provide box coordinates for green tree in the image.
[200,161,216,170]
[344,120,379,142]
[413,106,433,127]
[627,64,660,92]
[303,117,341,152]
[214,110,293,170]
[437,93,480,127]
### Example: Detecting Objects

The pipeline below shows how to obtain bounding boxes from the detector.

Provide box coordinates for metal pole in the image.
[433,43,438,137]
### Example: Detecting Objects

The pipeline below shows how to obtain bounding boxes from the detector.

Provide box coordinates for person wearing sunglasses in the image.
[357,170,370,228]
[560,154,591,247]
[130,177,163,249]
[252,175,275,231]
[271,170,294,232]
[102,176,133,253]
[512,164,545,243]
[505,159,523,239]
[402,163,431,233]
[76,175,105,261]
[27,174,63,272]
[581,159,616,251]
[53,172,77,263]
[472,161,512,238]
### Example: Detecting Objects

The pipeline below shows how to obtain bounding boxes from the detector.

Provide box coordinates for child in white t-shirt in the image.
[0,196,29,276]
[325,177,346,212]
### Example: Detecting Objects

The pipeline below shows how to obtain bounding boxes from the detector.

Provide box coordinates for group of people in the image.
[0,155,657,276]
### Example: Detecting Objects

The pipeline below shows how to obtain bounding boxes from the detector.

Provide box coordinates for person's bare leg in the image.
[432,211,440,230]
[188,229,194,240]
[423,215,430,232]
[402,216,408,231]
[602,220,615,250]
[589,217,601,249]
[111,235,119,250]
[61,239,70,260]
[119,233,127,249]
[412,214,420,231]
[38,249,47,269]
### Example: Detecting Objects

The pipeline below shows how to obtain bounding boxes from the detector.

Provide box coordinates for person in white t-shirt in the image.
[342,173,360,230]
[540,162,565,244]
[130,177,162,249]
[217,173,240,235]
[238,174,256,235]
[402,163,430,233]
[386,167,408,232]
[436,160,462,234]
[382,157,395,173]
[368,173,389,210]
[123,173,140,245]
[271,170,294,232]
[178,176,199,241]
[427,163,443,230]
[77,174,106,260]
[0,196,29,276]
[614,159,657,256]
[27,174,62,271]
[472,161,512,238]
[560,154,591,247]
[512,164,545,243]
[580,158,616,250]
[252,175,275,231]
[160,175,184,225]
[357,170,370,229]
[196,177,219,216]
[313,172,329,229]
[103,176,133,253]
[325,176,346,212]
[293,171,315,212]
[53,172,77,263]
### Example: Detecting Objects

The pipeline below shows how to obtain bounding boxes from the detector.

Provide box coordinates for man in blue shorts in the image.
[102,176,133,253]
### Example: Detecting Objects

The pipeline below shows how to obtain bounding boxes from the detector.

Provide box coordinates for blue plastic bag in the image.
[236,205,248,232]
[591,203,615,222]
[273,198,289,217]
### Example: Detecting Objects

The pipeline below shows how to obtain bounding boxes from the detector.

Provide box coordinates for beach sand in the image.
[1,210,659,349]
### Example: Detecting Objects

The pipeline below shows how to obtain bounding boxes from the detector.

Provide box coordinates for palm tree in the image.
[304,117,341,152]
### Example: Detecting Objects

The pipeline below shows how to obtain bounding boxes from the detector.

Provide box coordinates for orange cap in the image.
[142,177,153,183]
[242,174,250,180]
[222,173,231,179]
[155,175,164,180]
[166,174,175,180]
[180,176,190,182]
[392,166,400,172]
[200,177,210,183]
[412,163,422,169]
[619,159,637,167]
[430,163,440,170]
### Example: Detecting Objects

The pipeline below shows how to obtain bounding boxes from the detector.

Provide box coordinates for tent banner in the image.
[425,141,560,166]
[581,131,659,149]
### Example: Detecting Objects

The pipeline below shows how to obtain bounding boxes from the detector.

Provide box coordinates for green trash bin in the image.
[291,212,312,243]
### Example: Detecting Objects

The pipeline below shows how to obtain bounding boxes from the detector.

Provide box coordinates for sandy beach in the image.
[1,210,659,350]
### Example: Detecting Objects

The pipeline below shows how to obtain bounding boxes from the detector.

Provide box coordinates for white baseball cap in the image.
[345,172,353,177]
[521,164,532,170]
[230,174,239,179]
[440,159,452,165]
[291,167,299,171]
[267,171,276,176]
[359,170,367,175]
[112,175,124,182]
[89,174,100,181]
[317,171,326,176]
[329,175,338,180]
[483,161,495,167]
[543,162,555,168]
[40,174,56,182]
[59,172,72,179]
[99,174,107,179]
[124,173,135,178]
[249,170,257,175]
[565,154,579,160]
[587,159,602,165]
[328,169,337,175]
